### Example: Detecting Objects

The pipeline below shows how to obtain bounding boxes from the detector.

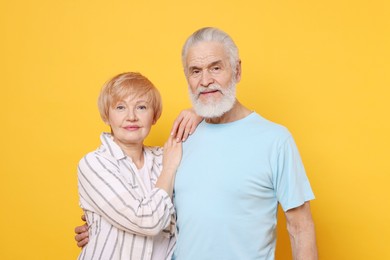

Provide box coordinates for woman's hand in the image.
[170,108,203,142]
[162,135,183,174]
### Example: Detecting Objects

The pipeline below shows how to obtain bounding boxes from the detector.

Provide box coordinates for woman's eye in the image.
[116,105,126,110]
[137,105,147,110]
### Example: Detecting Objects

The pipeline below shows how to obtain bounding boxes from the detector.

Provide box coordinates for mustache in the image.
[196,84,223,96]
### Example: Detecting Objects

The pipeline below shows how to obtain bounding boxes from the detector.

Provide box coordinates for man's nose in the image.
[200,70,214,87]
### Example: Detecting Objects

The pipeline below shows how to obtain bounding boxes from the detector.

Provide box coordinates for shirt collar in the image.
[100,132,127,160]
[100,133,156,167]
[99,133,157,183]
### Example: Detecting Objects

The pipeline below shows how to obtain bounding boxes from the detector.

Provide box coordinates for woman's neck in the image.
[117,141,145,169]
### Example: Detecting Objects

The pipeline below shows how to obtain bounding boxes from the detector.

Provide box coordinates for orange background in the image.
[1,1,389,259]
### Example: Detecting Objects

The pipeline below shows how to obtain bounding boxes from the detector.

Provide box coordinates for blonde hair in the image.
[97,72,162,123]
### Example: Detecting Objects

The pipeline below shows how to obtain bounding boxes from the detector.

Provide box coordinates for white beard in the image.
[189,80,236,118]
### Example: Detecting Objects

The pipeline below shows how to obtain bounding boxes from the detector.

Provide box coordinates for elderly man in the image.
[75,27,318,260]
[172,27,317,260]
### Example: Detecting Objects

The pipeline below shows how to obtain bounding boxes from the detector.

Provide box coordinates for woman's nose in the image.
[127,109,138,121]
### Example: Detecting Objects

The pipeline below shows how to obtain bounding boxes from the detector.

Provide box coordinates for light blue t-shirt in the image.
[173,112,314,260]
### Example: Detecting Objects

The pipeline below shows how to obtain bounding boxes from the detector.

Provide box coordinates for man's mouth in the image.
[199,89,220,96]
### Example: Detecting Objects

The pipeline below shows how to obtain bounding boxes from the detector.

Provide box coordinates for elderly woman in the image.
[77,72,201,260]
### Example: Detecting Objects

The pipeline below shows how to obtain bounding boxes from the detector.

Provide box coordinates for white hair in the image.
[181,27,240,75]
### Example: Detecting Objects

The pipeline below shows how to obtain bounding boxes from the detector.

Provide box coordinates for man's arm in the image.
[285,201,318,260]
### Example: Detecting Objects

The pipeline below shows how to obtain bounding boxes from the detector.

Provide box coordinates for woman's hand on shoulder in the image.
[170,108,203,142]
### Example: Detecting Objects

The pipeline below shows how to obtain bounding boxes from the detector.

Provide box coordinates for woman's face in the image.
[106,94,155,148]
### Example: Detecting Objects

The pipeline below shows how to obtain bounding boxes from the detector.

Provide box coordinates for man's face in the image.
[185,41,239,118]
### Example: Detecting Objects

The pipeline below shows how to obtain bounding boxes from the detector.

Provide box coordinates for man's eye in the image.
[211,66,221,72]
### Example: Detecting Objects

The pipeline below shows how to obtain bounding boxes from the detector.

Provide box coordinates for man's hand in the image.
[74,215,89,248]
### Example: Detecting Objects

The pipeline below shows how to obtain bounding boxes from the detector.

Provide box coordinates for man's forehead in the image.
[186,42,228,67]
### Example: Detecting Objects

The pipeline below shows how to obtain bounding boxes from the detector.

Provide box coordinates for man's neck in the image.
[205,100,252,124]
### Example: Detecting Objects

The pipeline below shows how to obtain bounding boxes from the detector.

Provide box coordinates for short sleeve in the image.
[273,135,315,211]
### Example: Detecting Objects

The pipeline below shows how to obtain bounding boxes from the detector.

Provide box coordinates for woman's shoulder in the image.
[78,146,119,170]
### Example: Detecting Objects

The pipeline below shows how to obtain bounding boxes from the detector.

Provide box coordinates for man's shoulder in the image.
[248,112,291,138]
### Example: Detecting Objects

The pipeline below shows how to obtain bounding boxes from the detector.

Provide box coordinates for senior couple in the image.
[75,27,318,260]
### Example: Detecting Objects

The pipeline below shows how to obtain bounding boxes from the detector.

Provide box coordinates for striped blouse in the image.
[77,133,176,260]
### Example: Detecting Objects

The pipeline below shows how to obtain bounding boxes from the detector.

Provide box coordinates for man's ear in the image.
[235,60,242,82]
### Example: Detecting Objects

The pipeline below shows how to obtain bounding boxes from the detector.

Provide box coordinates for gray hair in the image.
[181,27,240,74]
